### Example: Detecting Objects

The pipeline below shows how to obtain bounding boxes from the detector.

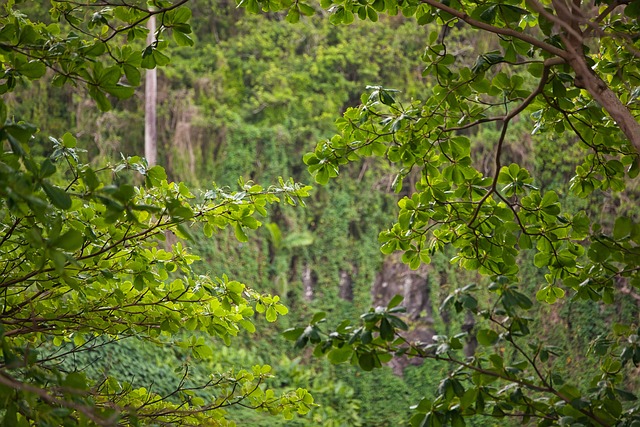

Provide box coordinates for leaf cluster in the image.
[0,113,313,425]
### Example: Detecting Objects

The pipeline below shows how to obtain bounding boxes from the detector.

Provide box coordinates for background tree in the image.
[145,13,158,166]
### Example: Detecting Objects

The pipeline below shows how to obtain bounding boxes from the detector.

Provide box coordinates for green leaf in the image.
[171,7,192,24]
[613,217,632,240]
[625,0,640,17]
[282,327,305,340]
[266,306,277,322]
[367,6,379,22]
[146,165,167,187]
[176,223,194,241]
[536,286,565,304]
[42,181,72,210]
[103,84,135,99]
[234,224,248,242]
[63,372,88,390]
[328,346,352,364]
[194,344,213,358]
[315,167,330,185]
[2,402,18,427]
[40,158,56,178]
[89,87,112,111]
[54,229,84,251]
[310,311,326,324]
[286,7,300,23]
[83,41,106,56]
[478,5,497,23]
[477,329,499,346]
[387,294,403,309]
[227,280,244,294]
[588,241,610,263]
[153,50,170,66]
[173,29,194,46]
[299,3,315,15]
[358,352,376,371]
[61,132,77,148]
[100,66,122,86]
[615,388,637,401]
[123,64,141,86]
[534,251,552,268]
[379,317,394,341]
[17,60,46,79]
[141,47,156,69]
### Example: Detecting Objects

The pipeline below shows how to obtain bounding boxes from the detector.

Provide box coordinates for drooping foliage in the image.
[0,1,316,425]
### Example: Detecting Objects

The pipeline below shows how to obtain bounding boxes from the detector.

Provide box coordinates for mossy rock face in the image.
[372,256,435,374]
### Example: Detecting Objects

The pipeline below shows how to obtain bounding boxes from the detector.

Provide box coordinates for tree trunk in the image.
[145,15,157,166]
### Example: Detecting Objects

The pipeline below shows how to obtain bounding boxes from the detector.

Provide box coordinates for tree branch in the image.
[420,0,568,59]
[0,371,116,426]
[467,64,552,226]
[561,35,640,155]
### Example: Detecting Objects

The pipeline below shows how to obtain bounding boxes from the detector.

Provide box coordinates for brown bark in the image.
[563,37,640,155]
[551,0,640,154]
[423,0,640,156]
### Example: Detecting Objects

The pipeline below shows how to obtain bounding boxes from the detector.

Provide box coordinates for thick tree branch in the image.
[562,37,640,155]
[527,0,584,45]
[423,0,640,156]
[421,0,568,59]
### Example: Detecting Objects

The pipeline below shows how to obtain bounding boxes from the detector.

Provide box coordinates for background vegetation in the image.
[3,0,639,425]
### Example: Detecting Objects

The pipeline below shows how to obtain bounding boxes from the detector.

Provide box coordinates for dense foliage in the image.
[0,1,317,425]
[267,0,640,426]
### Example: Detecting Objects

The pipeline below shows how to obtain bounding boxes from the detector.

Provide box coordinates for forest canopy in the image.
[1,0,639,426]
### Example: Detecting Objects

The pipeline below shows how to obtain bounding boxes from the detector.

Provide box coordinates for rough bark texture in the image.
[569,52,640,154]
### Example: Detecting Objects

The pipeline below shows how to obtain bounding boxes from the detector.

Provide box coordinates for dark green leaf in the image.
[42,181,72,210]
[358,352,375,371]
[17,60,46,79]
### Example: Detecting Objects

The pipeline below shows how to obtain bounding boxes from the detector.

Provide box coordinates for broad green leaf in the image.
[234,224,248,242]
[42,181,72,209]
[614,217,632,240]
[476,329,498,346]
[173,30,194,46]
[266,306,277,322]
[54,229,84,251]
[17,60,46,79]
[328,346,352,364]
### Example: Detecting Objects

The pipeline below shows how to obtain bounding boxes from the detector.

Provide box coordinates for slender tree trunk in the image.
[145,15,157,166]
